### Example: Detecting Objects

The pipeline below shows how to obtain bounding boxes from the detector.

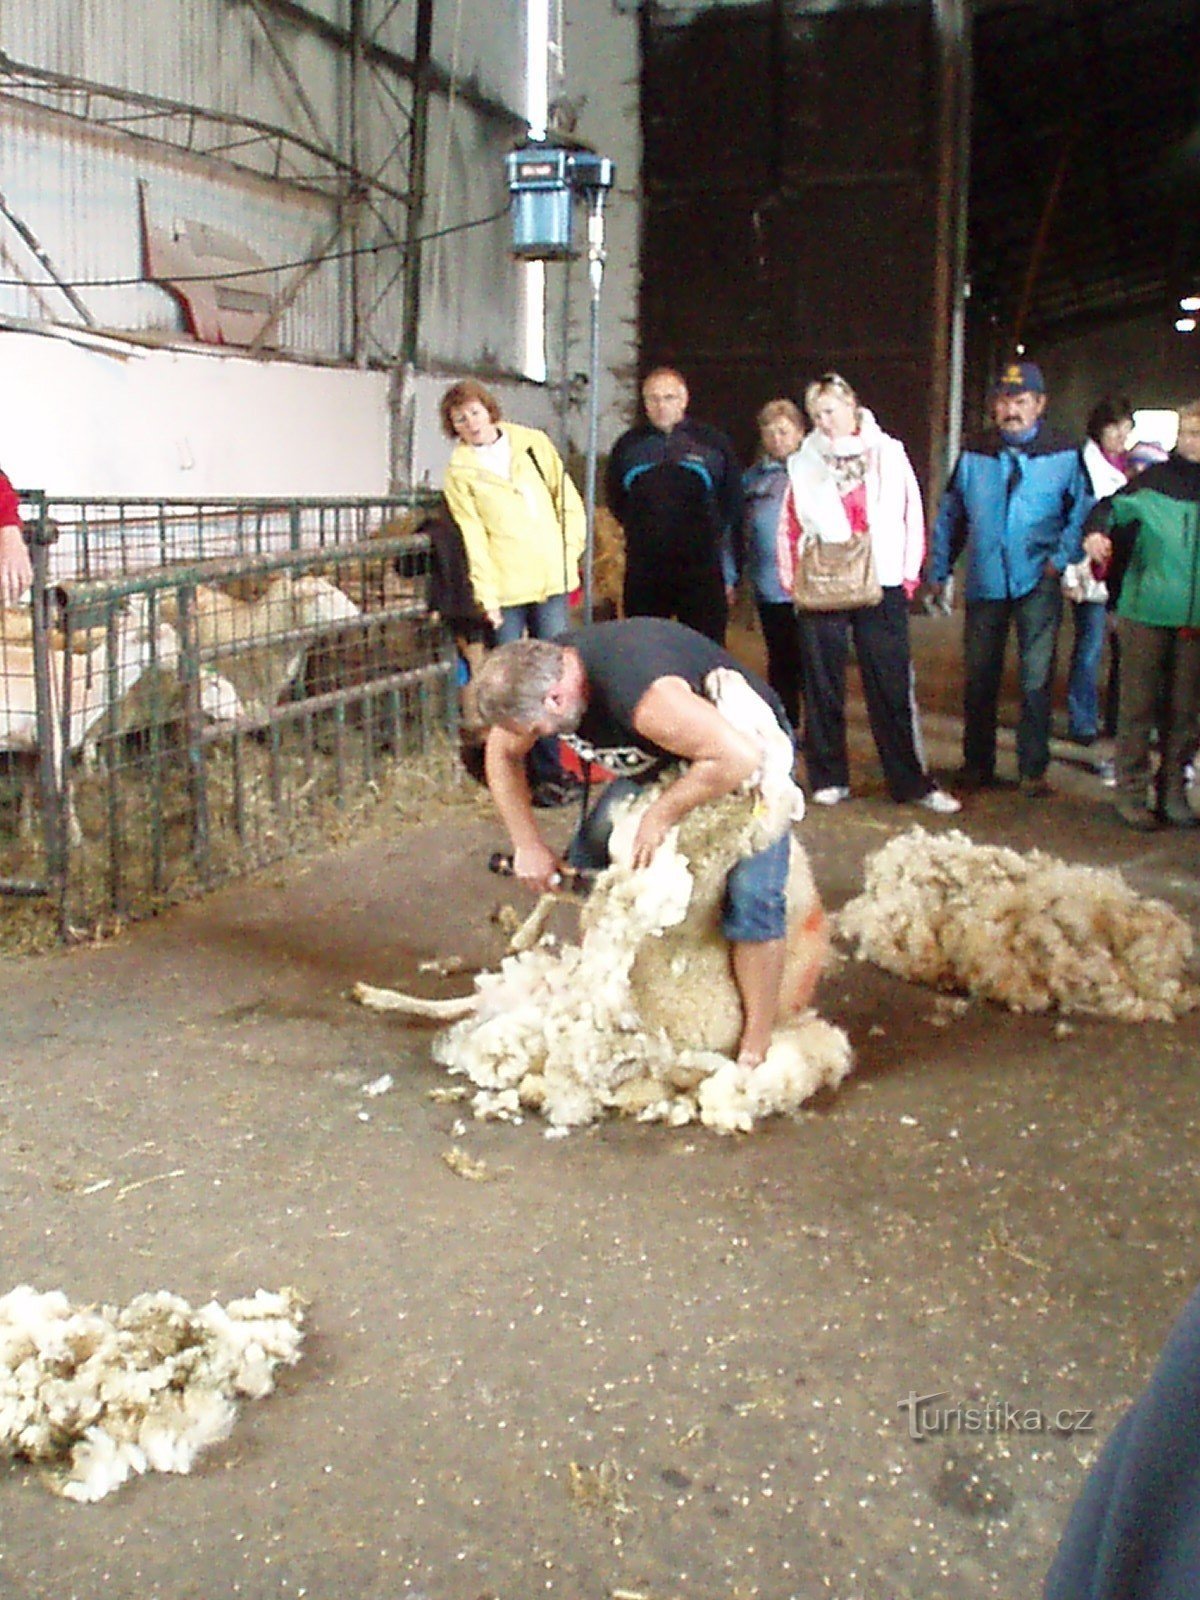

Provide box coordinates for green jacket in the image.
[1087,457,1200,628]
[442,422,585,616]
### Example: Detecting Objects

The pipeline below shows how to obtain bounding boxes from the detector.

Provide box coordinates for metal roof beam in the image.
[0,52,413,207]
[247,0,526,132]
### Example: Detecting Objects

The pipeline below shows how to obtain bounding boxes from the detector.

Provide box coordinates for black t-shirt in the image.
[557,617,788,780]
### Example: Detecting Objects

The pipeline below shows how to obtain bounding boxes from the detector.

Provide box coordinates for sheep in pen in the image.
[0,591,183,847]
[356,670,854,1135]
[0,572,362,861]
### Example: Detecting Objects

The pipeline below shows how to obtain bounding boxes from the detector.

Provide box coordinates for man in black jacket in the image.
[606,368,742,645]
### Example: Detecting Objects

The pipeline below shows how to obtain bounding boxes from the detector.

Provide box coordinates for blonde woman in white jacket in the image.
[777,372,958,812]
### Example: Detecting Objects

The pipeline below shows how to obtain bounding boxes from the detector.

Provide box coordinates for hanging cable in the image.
[0,203,510,292]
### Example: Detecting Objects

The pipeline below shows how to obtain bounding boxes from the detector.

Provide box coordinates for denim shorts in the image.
[721,829,789,943]
[568,779,790,944]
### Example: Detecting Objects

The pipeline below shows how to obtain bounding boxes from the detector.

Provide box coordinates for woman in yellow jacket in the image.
[441,379,585,642]
[441,378,586,800]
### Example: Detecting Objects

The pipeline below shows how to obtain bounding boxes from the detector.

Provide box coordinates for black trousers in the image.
[756,599,804,733]
[624,561,728,645]
[797,585,930,801]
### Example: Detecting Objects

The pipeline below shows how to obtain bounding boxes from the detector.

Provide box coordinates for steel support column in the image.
[401,0,435,369]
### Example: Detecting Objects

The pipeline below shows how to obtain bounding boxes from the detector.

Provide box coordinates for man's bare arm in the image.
[483,725,563,890]
[627,676,760,867]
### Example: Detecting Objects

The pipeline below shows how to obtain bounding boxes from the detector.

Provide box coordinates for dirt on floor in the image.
[1,607,1198,1600]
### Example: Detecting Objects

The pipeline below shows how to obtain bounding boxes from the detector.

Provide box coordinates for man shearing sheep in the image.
[473,616,799,1070]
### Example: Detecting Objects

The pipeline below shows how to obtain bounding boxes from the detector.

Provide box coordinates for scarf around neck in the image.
[786,407,884,543]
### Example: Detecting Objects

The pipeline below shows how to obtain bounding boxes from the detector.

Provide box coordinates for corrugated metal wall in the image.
[0,0,532,373]
[639,0,966,495]
[0,99,343,352]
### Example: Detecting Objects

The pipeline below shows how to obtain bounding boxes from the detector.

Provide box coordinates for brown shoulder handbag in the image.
[792,531,882,611]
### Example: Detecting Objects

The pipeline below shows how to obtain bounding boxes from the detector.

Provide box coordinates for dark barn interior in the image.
[638,0,1200,488]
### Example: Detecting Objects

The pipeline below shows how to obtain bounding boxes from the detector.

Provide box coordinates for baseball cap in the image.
[992,360,1045,396]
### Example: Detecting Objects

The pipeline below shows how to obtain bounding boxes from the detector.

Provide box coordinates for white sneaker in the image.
[812,785,851,806]
[918,788,962,815]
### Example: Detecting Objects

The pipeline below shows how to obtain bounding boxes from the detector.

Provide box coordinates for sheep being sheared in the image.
[0,1284,305,1502]
[357,778,852,1134]
[836,826,1198,1021]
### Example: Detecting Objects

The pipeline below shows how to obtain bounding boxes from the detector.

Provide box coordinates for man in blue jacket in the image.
[927,361,1093,795]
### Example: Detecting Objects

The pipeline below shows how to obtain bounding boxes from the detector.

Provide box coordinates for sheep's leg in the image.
[352,982,477,1021]
[507,892,560,953]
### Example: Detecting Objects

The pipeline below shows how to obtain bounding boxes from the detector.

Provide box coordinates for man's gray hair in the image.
[473,638,566,727]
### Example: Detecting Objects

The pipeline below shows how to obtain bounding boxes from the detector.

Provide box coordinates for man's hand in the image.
[0,525,32,605]
[630,807,672,869]
[1083,531,1112,567]
[513,839,565,893]
[1042,558,1060,580]
[484,723,563,891]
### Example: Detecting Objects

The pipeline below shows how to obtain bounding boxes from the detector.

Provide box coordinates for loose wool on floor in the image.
[836,827,1197,1022]
[0,1285,305,1501]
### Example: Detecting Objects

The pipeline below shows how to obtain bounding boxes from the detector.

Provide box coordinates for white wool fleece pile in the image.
[433,781,852,1134]
[837,827,1198,1021]
[0,1285,305,1501]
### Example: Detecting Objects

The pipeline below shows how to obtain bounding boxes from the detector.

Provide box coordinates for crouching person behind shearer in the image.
[474,617,803,1070]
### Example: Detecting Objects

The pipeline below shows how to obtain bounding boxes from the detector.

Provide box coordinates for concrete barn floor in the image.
[2,608,1199,1600]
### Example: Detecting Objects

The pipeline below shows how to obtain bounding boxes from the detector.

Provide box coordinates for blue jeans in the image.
[963,571,1063,782]
[495,595,571,784]
[1066,601,1107,741]
[493,594,570,646]
[567,777,790,943]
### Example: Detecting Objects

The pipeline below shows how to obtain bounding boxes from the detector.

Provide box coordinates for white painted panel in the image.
[0,329,390,498]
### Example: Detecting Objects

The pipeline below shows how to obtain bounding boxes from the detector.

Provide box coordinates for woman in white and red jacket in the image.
[0,469,31,604]
[777,372,958,812]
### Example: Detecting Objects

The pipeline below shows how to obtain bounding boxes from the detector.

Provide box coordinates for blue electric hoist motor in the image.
[505,140,615,260]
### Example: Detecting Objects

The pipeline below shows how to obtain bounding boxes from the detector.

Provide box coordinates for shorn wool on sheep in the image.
[357,776,853,1135]
[0,1284,305,1501]
[837,826,1198,1021]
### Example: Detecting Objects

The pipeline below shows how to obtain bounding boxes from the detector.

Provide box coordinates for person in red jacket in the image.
[0,470,32,604]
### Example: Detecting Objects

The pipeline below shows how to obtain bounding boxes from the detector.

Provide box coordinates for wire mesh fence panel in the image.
[20,494,431,583]
[0,588,50,893]
[2,494,456,935]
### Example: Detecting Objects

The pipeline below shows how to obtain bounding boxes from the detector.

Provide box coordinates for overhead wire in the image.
[0,201,510,292]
